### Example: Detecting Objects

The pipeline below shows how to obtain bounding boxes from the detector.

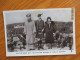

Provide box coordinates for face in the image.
[27,16,31,20]
[47,19,51,23]
[38,16,41,19]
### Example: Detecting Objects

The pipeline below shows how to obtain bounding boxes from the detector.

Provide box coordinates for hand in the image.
[42,29,44,32]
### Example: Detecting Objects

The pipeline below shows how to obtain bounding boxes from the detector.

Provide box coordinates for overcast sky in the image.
[3,8,74,25]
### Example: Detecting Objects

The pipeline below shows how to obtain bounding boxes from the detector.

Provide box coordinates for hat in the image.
[37,14,42,17]
[26,13,31,17]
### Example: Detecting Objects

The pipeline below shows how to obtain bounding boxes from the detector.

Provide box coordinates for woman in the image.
[44,17,55,49]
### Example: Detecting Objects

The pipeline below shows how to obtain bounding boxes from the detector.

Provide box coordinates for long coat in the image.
[35,19,44,38]
[24,21,36,44]
[44,21,55,43]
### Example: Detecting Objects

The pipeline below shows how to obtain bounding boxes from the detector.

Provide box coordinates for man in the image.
[67,34,73,51]
[35,14,44,50]
[58,33,63,48]
[24,13,36,50]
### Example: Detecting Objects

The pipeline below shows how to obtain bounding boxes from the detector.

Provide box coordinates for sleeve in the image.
[33,21,36,33]
[42,20,44,30]
[43,22,46,33]
[35,20,37,31]
[24,22,27,34]
[53,25,56,33]
[43,21,45,28]
[51,21,56,33]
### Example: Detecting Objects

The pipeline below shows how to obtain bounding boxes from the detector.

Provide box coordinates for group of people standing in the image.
[24,13,73,51]
[24,13,55,50]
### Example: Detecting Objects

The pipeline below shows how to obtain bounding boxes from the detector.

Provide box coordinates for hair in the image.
[46,17,52,23]
[46,17,55,26]
[47,17,51,22]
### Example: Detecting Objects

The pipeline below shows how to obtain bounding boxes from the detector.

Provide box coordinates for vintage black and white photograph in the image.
[3,8,76,56]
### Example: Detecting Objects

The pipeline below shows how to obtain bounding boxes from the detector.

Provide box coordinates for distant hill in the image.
[6,21,73,36]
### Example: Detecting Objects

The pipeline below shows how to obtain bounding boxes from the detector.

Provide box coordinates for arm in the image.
[33,21,36,37]
[24,22,27,34]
